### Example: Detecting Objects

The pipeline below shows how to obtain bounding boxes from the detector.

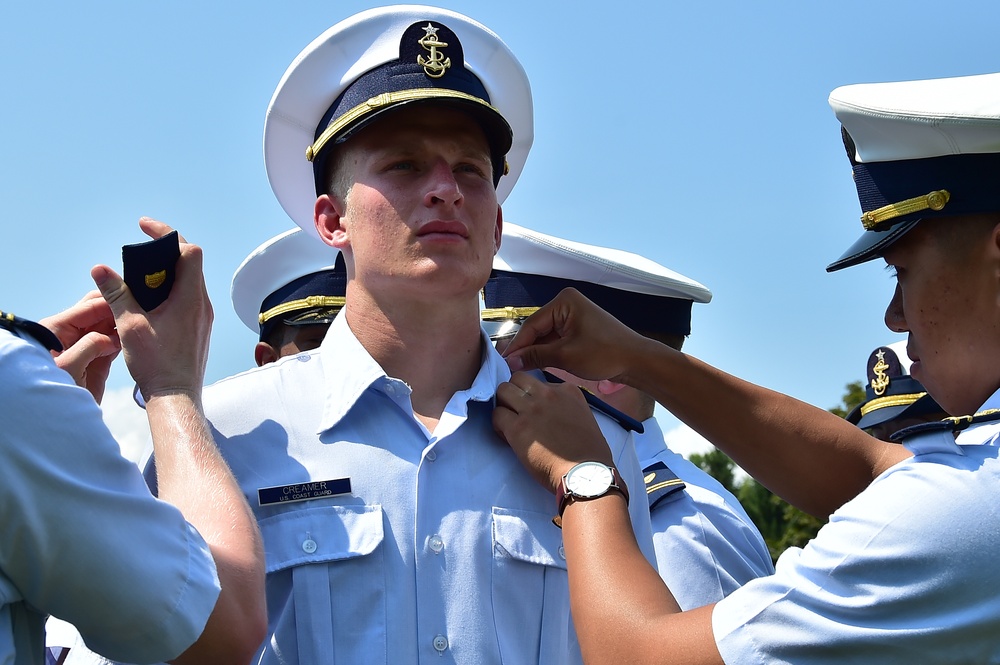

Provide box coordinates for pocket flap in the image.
[492,507,566,570]
[259,504,384,573]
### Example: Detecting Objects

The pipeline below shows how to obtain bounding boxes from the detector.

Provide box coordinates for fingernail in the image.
[506,354,523,372]
[91,266,109,287]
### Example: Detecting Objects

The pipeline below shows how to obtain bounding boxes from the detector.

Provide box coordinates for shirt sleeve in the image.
[0,332,220,663]
[644,446,774,611]
[711,449,1000,664]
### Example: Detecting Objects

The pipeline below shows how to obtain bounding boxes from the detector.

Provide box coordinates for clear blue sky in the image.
[3,1,998,451]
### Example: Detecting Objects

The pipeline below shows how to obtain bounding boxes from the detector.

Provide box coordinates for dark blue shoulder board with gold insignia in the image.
[642,460,686,510]
[542,370,644,433]
[891,409,1000,442]
[0,310,63,352]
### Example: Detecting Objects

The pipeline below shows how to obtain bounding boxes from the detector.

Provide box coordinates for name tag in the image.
[257,478,352,506]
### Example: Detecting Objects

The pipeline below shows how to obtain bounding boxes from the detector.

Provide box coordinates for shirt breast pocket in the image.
[492,507,580,665]
[259,504,386,665]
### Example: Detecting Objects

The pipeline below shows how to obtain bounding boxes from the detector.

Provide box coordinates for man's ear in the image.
[493,205,503,253]
[315,195,348,249]
[255,342,279,368]
[595,379,628,396]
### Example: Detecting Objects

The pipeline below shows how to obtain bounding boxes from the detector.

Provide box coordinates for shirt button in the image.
[428,534,444,554]
[426,449,437,461]
[296,354,311,363]
[432,635,448,652]
[302,539,318,554]
[558,545,566,560]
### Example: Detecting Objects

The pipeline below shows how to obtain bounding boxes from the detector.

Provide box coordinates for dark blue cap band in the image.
[312,20,512,195]
[259,254,347,341]
[854,152,1000,221]
[828,151,1000,271]
[484,271,693,336]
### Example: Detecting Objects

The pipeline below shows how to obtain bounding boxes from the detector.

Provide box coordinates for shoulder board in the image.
[642,460,686,510]
[542,370,644,433]
[890,409,1000,442]
[0,310,62,352]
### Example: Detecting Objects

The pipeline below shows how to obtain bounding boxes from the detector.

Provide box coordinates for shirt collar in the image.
[318,314,389,432]
[317,317,509,432]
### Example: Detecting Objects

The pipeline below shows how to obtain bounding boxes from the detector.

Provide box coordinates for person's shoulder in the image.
[0,322,60,394]
[0,310,61,352]
[642,459,688,511]
[203,349,325,417]
[207,349,322,390]
[646,446,727,498]
[642,447,763,528]
[893,409,1000,443]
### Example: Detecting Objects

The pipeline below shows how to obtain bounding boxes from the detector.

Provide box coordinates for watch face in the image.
[565,462,614,498]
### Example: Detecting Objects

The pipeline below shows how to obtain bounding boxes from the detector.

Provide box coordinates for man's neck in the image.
[343,288,485,430]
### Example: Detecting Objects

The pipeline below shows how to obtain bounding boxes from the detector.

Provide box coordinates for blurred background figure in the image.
[231,228,344,367]
[846,341,947,441]
[483,222,773,610]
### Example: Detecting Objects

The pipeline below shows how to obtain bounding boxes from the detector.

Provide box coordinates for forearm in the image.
[622,338,906,517]
[561,495,722,665]
[146,392,266,665]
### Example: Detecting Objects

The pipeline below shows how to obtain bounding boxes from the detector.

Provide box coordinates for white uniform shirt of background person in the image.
[712,388,1000,663]
[634,418,774,610]
[0,327,220,665]
[183,313,654,665]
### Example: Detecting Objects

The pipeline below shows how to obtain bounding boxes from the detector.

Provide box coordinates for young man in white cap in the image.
[231,228,345,367]
[493,71,1000,662]
[186,6,653,663]
[483,222,773,610]
[846,340,947,441]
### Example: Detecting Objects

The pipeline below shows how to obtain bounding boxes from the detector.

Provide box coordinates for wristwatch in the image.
[553,461,629,528]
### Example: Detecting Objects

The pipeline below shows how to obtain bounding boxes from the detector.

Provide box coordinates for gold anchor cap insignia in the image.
[870,349,891,396]
[417,22,451,78]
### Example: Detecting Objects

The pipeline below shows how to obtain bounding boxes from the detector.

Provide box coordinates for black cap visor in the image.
[826,219,920,272]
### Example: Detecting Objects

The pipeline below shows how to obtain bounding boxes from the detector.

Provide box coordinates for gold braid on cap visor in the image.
[306,88,508,172]
[259,296,346,325]
[859,391,926,418]
[861,190,950,230]
[481,306,539,322]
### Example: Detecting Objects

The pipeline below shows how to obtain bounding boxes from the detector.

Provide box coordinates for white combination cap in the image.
[827,72,1000,271]
[264,5,533,239]
[231,228,345,339]
[846,340,943,431]
[484,222,711,337]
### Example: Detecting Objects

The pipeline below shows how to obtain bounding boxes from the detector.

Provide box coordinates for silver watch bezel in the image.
[564,461,615,499]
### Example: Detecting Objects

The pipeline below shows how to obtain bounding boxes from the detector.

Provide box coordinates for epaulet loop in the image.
[642,460,686,510]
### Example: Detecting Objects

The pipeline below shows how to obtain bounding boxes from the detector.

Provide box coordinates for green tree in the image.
[688,448,737,495]
[829,380,866,419]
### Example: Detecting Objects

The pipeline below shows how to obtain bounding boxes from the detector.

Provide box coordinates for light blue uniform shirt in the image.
[635,419,773,610]
[713,389,1000,663]
[0,328,219,665]
[195,314,653,664]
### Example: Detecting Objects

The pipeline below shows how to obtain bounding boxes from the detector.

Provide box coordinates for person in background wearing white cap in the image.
[1,219,265,665]
[846,341,947,442]
[231,228,345,367]
[493,70,1000,663]
[483,223,773,610]
[175,6,654,663]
